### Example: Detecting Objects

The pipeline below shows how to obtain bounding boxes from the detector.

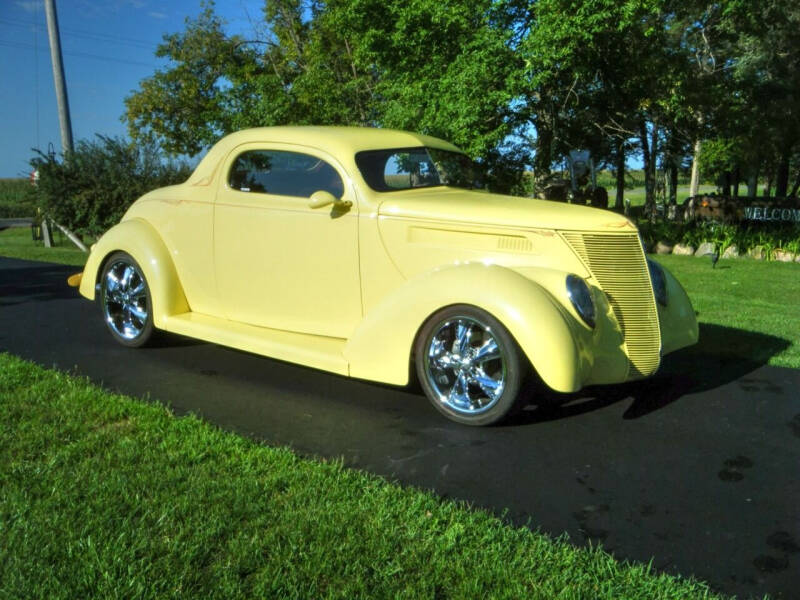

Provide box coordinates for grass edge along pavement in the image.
[0,353,730,600]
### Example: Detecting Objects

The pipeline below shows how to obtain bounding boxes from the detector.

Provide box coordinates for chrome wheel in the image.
[424,316,507,416]
[102,258,150,341]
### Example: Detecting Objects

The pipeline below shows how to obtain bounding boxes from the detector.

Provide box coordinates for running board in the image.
[161,312,349,375]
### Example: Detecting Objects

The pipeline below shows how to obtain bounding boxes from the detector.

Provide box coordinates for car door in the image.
[214,143,362,339]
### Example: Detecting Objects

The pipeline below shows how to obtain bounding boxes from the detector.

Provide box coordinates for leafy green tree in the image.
[125,0,524,190]
[331,0,519,158]
[724,0,800,197]
[518,0,677,209]
[122,0,800,203]
[124,6,252,155]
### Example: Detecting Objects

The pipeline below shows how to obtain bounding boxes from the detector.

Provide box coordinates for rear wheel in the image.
[415,305,527,426]
[100,252,154,347]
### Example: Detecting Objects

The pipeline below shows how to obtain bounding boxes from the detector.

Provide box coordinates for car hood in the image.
[376,187,635,232]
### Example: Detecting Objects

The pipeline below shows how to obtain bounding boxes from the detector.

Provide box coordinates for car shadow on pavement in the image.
[510,323,791,425]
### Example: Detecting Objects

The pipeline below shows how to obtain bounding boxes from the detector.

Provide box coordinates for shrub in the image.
[31,136,192,238]
[637,219,800,259]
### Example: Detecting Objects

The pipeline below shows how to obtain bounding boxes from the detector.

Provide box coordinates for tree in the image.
[325,0,521,159]
[124,6,251,155]
[518,0,676,210]
[724,0,800,197]
[123,0,800,203]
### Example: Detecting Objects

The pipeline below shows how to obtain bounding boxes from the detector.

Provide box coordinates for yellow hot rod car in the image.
[76,126,698,425]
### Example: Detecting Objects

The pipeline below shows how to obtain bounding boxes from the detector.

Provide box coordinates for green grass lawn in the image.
[617,184,717,207]
[0,353,726,599]
[653,254,800,369]
[0,225,88,266]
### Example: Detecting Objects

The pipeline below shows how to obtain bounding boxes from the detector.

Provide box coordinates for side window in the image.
[228,150,344,198]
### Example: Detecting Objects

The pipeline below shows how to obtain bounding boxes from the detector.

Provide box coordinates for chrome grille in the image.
[561,231,661,378]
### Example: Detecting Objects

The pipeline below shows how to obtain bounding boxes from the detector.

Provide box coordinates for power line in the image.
[0,17,159,50]
[0,40,158,68]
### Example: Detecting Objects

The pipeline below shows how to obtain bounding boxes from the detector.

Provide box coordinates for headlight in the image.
[647,258,668,306]
[566,274,595,328]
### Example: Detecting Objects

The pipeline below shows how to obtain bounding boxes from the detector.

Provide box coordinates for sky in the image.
[0,0,264,178]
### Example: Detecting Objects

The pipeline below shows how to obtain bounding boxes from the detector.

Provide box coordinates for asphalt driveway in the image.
[1,256,798,599]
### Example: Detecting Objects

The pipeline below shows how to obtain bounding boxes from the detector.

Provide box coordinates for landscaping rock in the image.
[722,245,739,259]
[747,246,765,260]
[695,241,716,257]
[655,241,674,254]
[773,249,796,262]
[672,243,695,256]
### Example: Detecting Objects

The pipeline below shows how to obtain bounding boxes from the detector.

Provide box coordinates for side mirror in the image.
[309,190,352,210]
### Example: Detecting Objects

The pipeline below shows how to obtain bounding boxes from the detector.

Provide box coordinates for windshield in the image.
[355,147,481,192]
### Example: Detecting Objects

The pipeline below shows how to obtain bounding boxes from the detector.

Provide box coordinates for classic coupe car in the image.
[75,126,698,425]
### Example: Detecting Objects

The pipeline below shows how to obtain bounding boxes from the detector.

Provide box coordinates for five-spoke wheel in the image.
[415,305,526,426]
[100,252,154,347]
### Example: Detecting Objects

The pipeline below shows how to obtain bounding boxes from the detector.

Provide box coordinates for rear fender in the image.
[79,218,189,328]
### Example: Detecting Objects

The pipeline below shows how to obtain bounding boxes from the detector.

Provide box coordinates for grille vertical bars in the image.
[561,232,661,378]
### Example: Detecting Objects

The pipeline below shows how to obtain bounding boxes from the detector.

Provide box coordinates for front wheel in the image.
[99,252,154,347]
[415,305,528,426]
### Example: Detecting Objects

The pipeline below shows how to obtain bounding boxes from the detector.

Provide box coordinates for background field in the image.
[0,178,34,218]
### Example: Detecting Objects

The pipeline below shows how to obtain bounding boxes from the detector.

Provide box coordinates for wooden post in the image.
[689,138,701,197]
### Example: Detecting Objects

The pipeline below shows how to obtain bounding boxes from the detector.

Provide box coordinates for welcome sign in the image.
[688,196,800,224]
[743,206,800,222]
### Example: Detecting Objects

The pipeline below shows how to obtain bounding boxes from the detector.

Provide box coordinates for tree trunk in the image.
[746,168,758,197]
[664,130,678,205]
[789,170,800,198]
[615,139,625,211]
[669,163,678,205]
[533,118,553,177]
[775,152,790,197]
[721,171,731,197]
[650,121,659,201]
[689,138,702,197]
[732,166,740,197]
[639,120,655,212]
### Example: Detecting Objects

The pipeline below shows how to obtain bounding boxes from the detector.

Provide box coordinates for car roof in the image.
[188,126,463,186]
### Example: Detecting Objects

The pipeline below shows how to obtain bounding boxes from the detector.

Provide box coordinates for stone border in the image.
[651,240,800,262]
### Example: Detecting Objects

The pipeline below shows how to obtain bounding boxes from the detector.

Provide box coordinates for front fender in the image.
[344,262,585,392]
[79,218,189,328]
[658,264,699,355]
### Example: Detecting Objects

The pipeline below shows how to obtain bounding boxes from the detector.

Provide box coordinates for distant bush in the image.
[0,179,36,218]
[31,136,192,238]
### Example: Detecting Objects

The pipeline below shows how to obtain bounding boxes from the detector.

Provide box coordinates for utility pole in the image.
[42,0,73,248]
[44,0,73,154]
